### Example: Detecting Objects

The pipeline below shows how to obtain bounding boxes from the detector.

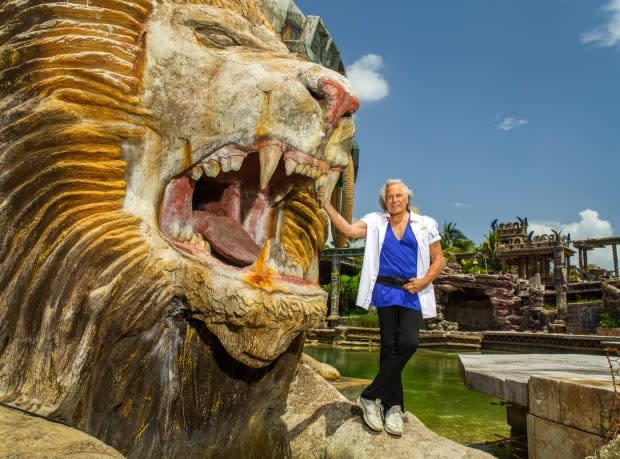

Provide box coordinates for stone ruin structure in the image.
[492,218,574,287]
[432,265,620,334]
[0,1,361,457]
[572,236,620,280]
[431,271,564,333]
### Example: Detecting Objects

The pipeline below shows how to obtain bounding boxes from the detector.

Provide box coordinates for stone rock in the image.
[435,273,522,331]
[433,272,572,332]
[284,364,493,459]
[0,405,123,458]
[595,435,620,459]
[301,353,341,381]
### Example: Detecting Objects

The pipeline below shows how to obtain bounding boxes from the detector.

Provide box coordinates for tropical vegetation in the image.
[440,221,476,262]
[598,311,620,328]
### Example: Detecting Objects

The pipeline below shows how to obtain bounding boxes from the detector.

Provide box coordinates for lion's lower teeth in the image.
[249,237,302,278]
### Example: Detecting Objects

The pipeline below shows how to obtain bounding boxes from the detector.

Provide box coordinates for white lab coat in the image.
[355,211,441,318]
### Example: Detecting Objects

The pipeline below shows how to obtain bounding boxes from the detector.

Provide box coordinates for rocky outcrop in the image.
[433,273,522,331]
[432,272,568,332]
[2,363,491,459]
[0,405,124,458]
[301,353,341,381]
[283,364,493,459]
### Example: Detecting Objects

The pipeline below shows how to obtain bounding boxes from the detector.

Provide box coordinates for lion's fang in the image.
[259,145,283,190]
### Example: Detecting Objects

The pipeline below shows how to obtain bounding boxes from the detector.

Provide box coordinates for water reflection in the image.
[303,345,526,457]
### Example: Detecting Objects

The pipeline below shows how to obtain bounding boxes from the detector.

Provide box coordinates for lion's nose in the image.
[317,77,360,128]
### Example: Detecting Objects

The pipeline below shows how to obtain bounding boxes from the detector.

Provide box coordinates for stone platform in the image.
[458,353,619,458]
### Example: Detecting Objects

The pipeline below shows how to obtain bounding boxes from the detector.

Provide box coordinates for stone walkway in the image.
[459,353,618,458]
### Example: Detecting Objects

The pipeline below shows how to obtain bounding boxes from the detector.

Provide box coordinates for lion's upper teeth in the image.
[315,169,341,206]
[191,166,203,181]
[219,156,233,172]
[216,148,247,173]
[202,159,220,177]
[229,155,244,171]
[294,163,306,175]
[259,145,283,190]
[284,156,297,176]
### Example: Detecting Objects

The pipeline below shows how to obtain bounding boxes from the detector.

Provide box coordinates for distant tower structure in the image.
[494,217,528,249]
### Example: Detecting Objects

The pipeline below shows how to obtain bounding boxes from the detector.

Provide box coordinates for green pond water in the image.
[303,345,525,457]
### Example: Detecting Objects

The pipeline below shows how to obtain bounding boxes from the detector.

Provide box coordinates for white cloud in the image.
[581,0,620,47]
[345,54,389,102]
[529,209,614,269]
[497,116,528,131]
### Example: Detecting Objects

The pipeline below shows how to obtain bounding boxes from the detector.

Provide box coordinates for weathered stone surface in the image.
[527,414,606,459]
[529,376,618,436]
[459,353,613,407]
[284,364,493,459]
[0,405,123,458]
[461,354,618,459]
[434,273,522,331]
[301,353,341,381]
[594,435,620,459]
[0,1,358,458]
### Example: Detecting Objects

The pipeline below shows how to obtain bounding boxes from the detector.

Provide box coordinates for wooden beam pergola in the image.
[572,236,620,279]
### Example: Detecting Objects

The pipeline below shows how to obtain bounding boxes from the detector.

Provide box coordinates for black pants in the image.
[361,306,422,411]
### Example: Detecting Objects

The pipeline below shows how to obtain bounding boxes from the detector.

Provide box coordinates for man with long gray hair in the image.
[324,178,445,436]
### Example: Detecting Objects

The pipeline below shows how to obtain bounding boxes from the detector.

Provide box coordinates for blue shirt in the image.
[371,223,421,310]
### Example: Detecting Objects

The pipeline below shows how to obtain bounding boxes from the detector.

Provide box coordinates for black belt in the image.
[375,275,409,290]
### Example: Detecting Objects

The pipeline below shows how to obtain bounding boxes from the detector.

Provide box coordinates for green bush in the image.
[599,311,620,328]
[321,273,360,316]
[346,309,380,328]
[356,310,380,328]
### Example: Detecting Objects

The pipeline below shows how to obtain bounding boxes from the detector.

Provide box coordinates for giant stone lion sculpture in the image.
[0,0,358,456]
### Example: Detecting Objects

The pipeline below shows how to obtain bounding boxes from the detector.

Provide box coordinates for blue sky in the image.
[295,0,619,269]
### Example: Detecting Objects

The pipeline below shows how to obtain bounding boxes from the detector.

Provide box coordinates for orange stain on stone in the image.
[244,239,274,291]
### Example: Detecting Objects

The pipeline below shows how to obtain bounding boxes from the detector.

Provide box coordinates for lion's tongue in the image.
[192,211,260,266]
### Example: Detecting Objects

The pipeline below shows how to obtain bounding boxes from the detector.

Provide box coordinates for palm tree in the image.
[440,221,466,249]
[440,221,475,262]
[478,230,501,272]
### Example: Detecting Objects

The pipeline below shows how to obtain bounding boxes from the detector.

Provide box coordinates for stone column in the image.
[583,250,589,280]
[539,258,544,277]
[613,244,619,278]
[327,257,341,326]
[554,247,568,317]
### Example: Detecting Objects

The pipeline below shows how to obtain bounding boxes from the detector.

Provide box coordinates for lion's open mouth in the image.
[159,141,340,283]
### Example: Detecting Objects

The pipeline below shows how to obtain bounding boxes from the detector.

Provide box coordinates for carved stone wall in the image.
[434,273,522,331]
[566,301,602,334]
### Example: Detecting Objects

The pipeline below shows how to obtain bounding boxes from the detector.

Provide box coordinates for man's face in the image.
[385,184,409,215]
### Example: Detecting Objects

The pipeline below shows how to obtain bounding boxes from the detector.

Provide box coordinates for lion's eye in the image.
[195,28,239,47]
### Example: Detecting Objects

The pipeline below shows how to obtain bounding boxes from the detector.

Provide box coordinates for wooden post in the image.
[327,257,341,326]
[554,247,568,317]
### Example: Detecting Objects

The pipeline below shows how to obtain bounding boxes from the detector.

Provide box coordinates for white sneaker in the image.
[357,396,384,432]
[384,405,403,436]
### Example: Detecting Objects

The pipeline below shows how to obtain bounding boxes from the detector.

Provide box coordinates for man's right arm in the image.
[323,201,367,239]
